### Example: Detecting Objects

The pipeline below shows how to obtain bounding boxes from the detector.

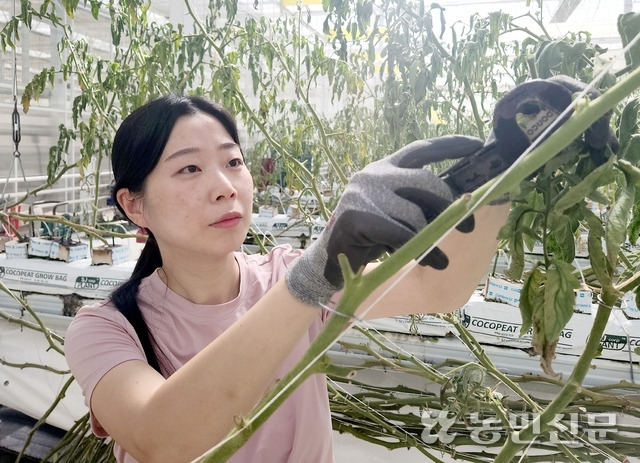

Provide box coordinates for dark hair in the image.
[109,95,241,374]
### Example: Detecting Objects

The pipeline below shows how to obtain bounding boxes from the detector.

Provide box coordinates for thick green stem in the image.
[493,292,617,462]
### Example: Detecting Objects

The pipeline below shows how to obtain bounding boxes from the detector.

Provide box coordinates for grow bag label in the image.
[461,293,640,363]
[0,253,134,299]
[0,267,68,284]
[461,300,577,351]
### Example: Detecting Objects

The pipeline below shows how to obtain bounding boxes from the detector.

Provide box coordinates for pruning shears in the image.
[439,79,577,194]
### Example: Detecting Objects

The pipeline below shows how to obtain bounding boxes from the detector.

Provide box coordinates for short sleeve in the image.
[64,300,147,436]
[236,244,335,324]
[239,245,332,323]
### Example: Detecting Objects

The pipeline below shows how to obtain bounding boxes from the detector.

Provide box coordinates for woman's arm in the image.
[88,282,320,463]
[85,206,506,463]
[358,203,509,320]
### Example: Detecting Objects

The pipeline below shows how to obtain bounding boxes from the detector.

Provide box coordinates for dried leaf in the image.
[538,338,561,378]
[526,260,580,377]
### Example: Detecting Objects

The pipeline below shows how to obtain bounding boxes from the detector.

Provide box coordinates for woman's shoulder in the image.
[235,244,304,292]
[236,244,302,273]
[65,298,139,353]
[68,298,123,325]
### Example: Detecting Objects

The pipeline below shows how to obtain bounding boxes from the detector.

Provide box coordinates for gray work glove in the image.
[285,135,483,308]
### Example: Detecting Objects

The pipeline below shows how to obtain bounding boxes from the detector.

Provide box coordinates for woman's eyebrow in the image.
[164,146,199,162]
[164,142,240,162]
[219,141,241,151]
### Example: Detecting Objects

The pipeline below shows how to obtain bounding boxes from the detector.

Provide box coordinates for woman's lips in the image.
[212,213,242,228]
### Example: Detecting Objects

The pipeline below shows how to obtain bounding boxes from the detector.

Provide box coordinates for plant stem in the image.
[16,375,76,462]
[0,282,65,354]
[493,290,617,462]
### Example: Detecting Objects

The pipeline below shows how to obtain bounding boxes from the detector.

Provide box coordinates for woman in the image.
[64,94,510,463]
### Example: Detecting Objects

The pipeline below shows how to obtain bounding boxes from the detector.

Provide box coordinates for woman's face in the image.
[119,112,254,260]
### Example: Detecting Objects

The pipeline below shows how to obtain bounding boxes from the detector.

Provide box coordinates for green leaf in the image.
[618,12,640,69]
[588,227,613,291]
[519,264,544,336]
[621,134,640,166]
[505,231,525,281]
[552,220,576,263]
[586,189,611,206]
[553,159,614,214]
[521,226,542,252]
[524,259,581,376]
[629,201,640,245]
[90,0,101,19]
[618,98,640,151]
[617,159,640,186]
[605,184,635,271]
[535,41,563,78]
[543,259,580,342]
[62,0,79,19]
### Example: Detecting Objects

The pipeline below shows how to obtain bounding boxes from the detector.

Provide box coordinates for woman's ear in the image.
[116,188,147,227]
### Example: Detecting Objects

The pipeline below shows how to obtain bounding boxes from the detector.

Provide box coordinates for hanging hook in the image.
[12,103,21,157]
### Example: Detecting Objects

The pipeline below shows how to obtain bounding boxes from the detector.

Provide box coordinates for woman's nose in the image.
[209,171,237,201]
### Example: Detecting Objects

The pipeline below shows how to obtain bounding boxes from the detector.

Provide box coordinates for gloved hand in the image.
[491,75,619,167]
[441,75,620,196]
[439,76,619,197]
[285,135,483,308]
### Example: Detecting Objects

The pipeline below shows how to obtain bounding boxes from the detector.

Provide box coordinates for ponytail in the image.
[110,232,164,374]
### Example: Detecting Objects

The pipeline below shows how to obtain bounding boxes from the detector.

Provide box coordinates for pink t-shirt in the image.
[64,245,334,463]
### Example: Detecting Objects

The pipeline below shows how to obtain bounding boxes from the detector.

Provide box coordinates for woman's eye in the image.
[180,165,200,174]
[228,157,245,168]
